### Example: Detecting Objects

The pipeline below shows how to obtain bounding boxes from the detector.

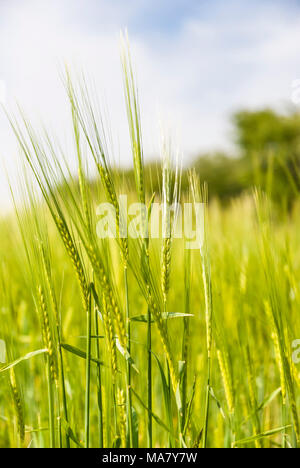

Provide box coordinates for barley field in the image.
[0,48,300,449]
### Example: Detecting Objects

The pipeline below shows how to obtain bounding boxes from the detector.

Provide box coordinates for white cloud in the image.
[1,0,300,207]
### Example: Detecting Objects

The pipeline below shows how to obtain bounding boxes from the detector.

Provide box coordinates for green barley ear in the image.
[291,360,300,389]
[217,349,234,416]
[37,285,58,383]
[161,135,181,305]
[98,164,129,264]
[9,368,25,445]
[65,69,129,264]
[161,135,172,305]
[65,69,91,229]
[161,235,171,305]
[40,244,59,327]
[54,215,89,312]
[87,244,127,349]
[121,31,145,206]
[101,292,118,379]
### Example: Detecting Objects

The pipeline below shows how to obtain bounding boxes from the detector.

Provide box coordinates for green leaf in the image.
[61,343,104,366]
[147,192,156,221]
[193,428,203,448]
[152,352,173,441]
[131,388,172,435]
[240,387,282,427]
[131,407,139,449]
[130,314,153,323]
[131,312,193,323]
[257,387,282,412]
[61,418,84,448]
[115,338,139,374]
[180,434,187,448]
[164,312,194,320]
[112,436,121,448]
[175,385,183,416]
[232,425,292,447]
[25,427,48,434]
[0,349,48,374]
[183,377,196,437]
[77,335,105,340]
[178,360,186,378]
[209,386,226,420]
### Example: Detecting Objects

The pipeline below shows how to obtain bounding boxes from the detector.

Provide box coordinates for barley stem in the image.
[124,266,134,448]
[147,303,153,448]
[85,289,92,448]
[203,355,211,448]
[47,355,55,448]
[95,305,104,448]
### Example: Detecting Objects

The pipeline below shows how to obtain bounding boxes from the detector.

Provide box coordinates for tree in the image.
[233,109,300,204]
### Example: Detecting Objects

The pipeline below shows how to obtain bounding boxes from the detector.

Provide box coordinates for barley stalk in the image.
[117,389,127,448]
[265,300,287,403]
[149,294,178,394]
[9,368,25,445]
[244,346,262,448]
[37,285,56,447]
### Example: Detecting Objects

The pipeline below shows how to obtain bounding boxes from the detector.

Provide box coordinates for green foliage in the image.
[184,109,300,206]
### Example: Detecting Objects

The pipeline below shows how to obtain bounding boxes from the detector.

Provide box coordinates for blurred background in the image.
[1,0,300,209]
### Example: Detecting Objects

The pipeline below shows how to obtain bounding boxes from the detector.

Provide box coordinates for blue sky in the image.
[1,0,300,207]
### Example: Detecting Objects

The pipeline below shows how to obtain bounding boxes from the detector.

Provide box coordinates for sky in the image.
[1,0,300,207]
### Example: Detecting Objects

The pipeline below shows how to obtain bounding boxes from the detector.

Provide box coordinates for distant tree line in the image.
[104,109,300,207]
